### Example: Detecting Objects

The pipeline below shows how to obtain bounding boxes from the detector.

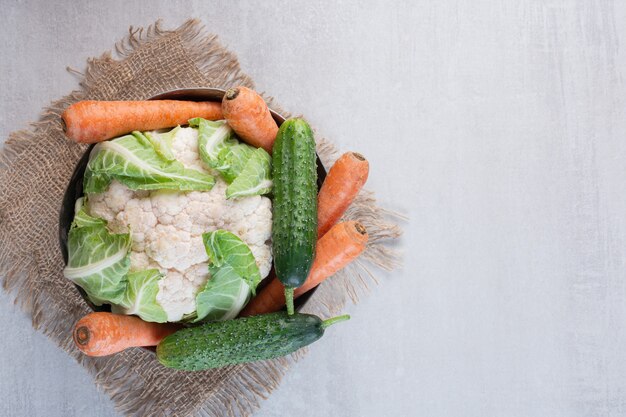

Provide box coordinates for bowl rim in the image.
[59,87,324,328]
[149,87,287,124]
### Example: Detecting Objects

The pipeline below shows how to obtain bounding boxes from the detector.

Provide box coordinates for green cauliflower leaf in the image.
[114,269,168,323]
[63,206,131,306]
[193,230,262,322]
[83,131,215,193]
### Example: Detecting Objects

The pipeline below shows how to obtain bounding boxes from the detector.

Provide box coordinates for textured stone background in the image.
[2,1,626,416]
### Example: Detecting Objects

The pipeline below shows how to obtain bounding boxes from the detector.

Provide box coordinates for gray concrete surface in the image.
[2,1,626,416]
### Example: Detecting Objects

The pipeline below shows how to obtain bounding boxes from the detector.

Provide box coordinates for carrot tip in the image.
[351,152,366,161]
[225,88,240,100]
[74,326,91,346]
[354,222,367,235]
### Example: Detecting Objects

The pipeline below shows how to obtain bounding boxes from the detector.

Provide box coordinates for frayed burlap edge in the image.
[0,19,403,417]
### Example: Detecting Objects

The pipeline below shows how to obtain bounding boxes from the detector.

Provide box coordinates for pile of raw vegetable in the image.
[61,87,369,371]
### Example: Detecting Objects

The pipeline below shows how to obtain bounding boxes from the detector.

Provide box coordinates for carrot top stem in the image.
[74,326,91,346]
[321,314,351,329]
[285,287,295,315]
[225,88,240,100]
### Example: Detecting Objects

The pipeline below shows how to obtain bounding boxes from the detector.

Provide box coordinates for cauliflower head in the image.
[87,127,272,322]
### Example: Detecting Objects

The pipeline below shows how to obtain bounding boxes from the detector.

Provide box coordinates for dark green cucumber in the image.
[156,312,349,371]
[272,118,318,313]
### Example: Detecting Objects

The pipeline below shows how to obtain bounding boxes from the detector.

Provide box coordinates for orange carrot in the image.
[240,221,368,316]
[221,86,278,153]
[62,100,223,143]
[317,152,369,237]
[73,312,180,357]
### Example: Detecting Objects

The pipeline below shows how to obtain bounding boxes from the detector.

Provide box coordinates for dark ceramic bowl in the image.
[59,88,325,317]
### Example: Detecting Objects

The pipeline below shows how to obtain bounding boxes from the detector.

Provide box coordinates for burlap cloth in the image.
[0,19,402,417]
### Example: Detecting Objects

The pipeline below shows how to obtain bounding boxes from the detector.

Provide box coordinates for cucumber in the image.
[156,312,349,371]
[272,118,318,313]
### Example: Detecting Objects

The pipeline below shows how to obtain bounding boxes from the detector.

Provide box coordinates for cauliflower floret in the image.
[250,243,272,279]
[186,182,229,233]
[113,198,157,251]
[86,127,273,322]
[146,224,208,271]
[87,180,137,222]
[150,190,189,226]
[236,197,272,246]
[156,265,208,322]
[129,251,162,272]
[170,127,209,173]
